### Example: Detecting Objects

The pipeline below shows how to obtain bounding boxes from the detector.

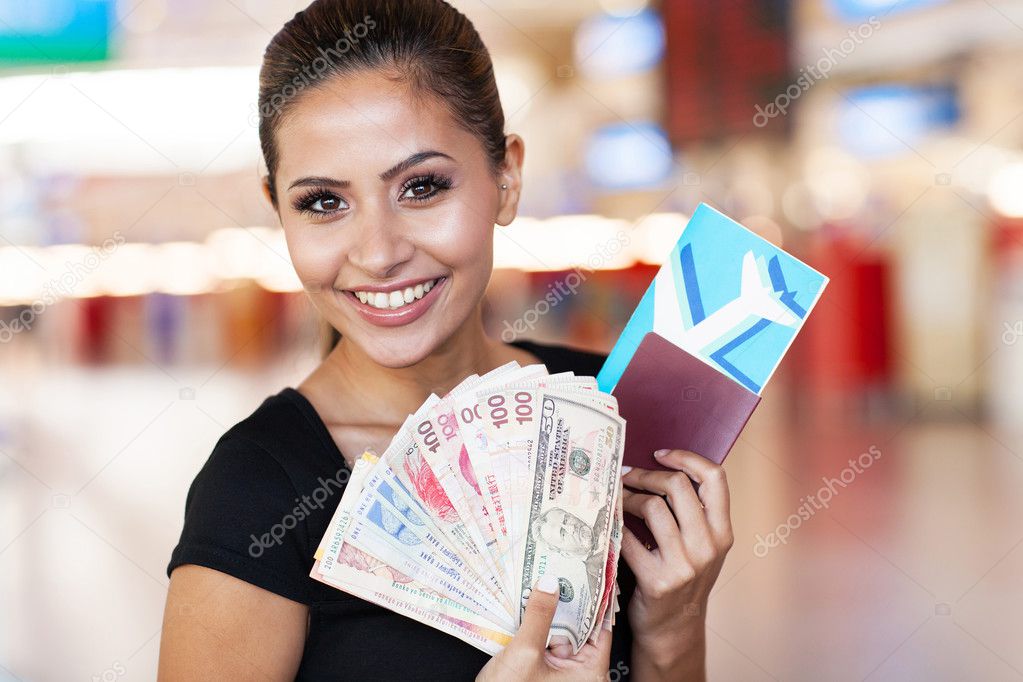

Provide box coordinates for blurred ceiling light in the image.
[0,247,47,305]
[256,263,303,293]
[92,243,158,297]
[154,242,218,296]
[988,163,1023,218]
[573,8,664,79]
[495,215,632,271]
[633,213,687,265]
[0,66,259,174]
[0,213,723,303]
[493,217,547,271]
[205,226,288,281]
[935,141,1023,195]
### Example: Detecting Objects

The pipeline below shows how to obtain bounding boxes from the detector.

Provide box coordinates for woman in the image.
[158,1,733,679]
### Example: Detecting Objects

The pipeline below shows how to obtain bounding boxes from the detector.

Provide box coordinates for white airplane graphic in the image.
[653,250,801,356]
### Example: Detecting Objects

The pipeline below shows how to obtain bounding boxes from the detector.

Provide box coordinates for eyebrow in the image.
[286,150,455,191]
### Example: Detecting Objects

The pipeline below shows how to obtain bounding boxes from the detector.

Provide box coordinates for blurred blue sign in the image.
[826,0,949,21]
[837,84,959,158]
[584,121,674,190]
[574,9,665,79]
[0,0,115,64]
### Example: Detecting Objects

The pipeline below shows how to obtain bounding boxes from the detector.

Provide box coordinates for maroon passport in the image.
[612,332,761,548]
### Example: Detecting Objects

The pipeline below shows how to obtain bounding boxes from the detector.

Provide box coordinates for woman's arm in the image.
[619,449,734,682]
[158,564,308,681]
[630,614,707,681]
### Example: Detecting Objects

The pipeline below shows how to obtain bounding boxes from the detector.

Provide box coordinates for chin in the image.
[333,317,454,369]
[362,336,439,368]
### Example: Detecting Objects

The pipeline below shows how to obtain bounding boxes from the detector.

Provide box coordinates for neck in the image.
[324,306,508,425]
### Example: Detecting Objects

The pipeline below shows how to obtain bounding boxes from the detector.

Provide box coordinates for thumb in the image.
[516,574,561,650]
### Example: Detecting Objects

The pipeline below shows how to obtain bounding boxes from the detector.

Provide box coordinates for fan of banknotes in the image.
[311,360,626,655]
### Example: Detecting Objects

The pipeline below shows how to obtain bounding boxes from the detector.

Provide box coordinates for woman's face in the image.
[269,70,521,368]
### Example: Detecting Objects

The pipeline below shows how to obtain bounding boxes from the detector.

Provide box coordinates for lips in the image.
[339,276,447,327]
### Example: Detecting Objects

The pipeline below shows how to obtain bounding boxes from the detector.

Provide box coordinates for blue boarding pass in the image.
[597,203,829,395]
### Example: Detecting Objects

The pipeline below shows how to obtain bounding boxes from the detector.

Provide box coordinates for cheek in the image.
[422,200,495,271]
[284,229,344,292]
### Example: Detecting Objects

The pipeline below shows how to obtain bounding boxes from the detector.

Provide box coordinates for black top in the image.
[167,339,636,681]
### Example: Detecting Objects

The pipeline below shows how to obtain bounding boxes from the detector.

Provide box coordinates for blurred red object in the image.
[791,234,893,393]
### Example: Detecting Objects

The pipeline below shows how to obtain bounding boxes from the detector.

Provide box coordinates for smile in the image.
[352,277,443,310]
[338,276,447,328]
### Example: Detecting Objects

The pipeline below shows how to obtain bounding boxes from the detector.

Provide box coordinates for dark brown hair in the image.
[256,0,508,358]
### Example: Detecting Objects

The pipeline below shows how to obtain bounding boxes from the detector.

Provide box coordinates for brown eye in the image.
[292,189,348,217]
[400,173,453,203]
[408,181,432,198]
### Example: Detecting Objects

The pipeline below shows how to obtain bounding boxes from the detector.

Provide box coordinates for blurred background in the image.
[1,0,1022,679]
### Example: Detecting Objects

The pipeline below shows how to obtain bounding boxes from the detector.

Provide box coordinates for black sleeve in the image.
[167,433,314,604]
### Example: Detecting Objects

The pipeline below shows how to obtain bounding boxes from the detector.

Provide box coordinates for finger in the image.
[653,449,732,544]
[544,627,613,672]
[622,467,713,552]
[594,623,613,663]
[517,574,560,650]
[622,489,685,556]
[548,635,573,659]
[619,523,659,580]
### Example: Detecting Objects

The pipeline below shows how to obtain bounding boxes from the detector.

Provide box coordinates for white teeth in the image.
[352,278,441,310]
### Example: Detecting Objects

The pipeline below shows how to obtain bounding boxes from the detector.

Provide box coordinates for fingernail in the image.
[535,574,559,594]
[620,465,633,475]
[654,449,671,458]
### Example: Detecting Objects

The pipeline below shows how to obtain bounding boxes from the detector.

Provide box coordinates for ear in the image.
[260,176,277,211]
[495,134,525,227]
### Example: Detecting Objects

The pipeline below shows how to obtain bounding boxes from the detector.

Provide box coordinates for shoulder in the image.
[223,387,335,462]
[201,388,344,489]
[509,338,608,376]
[167,388,349,604]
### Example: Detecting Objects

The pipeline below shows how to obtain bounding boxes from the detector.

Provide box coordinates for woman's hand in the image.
[476,575,612,682]
[620,449,734,679]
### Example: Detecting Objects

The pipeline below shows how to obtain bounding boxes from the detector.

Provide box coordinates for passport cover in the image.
[614,332,760,547]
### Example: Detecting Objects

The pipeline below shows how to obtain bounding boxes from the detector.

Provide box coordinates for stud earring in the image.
[500,184,508,190]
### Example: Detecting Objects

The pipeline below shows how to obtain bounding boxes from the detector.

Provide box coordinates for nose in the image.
[345,207,416,280]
